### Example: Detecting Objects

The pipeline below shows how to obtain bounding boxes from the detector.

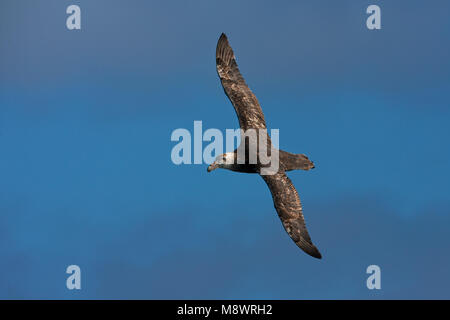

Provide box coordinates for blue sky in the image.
[1,0,449,299]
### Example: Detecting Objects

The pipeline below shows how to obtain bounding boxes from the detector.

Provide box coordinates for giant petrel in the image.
[207,33,321,259]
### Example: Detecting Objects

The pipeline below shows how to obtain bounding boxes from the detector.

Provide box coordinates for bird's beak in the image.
[207,163,218,172]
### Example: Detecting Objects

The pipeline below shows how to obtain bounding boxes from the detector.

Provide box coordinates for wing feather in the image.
[216,33,266,130]
[262,172,322,259]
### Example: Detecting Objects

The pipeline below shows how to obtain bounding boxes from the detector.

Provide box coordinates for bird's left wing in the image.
[216,33,267,131]
[262,172,322,259]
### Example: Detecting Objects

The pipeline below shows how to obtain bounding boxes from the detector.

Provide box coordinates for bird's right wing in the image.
[261,172,322,259]
[216,33,267,131]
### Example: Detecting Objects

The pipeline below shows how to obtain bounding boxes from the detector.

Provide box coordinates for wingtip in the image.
[297,239,322,259]
[217,33,229,49]
[306,247,322,259]
[216,33,234,67]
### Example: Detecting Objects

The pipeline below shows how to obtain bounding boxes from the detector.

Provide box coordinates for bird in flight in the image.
[207,33,322,259]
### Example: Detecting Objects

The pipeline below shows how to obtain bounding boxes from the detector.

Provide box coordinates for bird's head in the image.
[207,152,236,172]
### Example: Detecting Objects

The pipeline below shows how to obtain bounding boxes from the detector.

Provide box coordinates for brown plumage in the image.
[209,33,321,259]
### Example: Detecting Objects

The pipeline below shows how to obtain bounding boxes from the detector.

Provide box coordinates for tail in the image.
[280,150,315,171]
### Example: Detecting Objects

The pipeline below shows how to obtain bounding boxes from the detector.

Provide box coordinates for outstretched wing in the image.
[262,172,322,259]
[216,33,266,131]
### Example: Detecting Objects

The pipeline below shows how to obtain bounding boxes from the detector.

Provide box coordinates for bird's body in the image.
[208,33,322,259]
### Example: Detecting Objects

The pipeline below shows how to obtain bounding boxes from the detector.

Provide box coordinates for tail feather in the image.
[280,150,315,171]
